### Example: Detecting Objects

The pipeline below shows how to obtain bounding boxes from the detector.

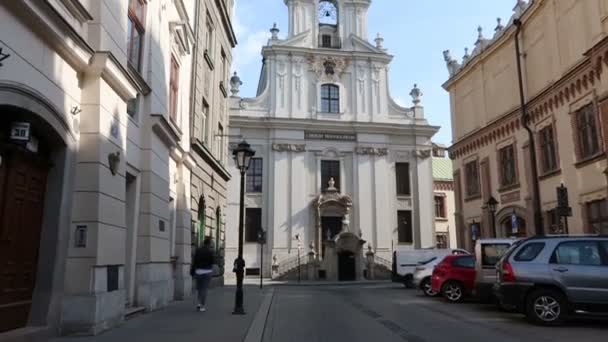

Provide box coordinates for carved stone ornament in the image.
[416,149,432,160]
[272,143,306,153]
[356,147,388,156]
[307,55,349,82]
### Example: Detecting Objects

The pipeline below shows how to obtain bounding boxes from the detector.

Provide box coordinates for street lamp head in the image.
[487,196,499,213]
[233,140,255,172]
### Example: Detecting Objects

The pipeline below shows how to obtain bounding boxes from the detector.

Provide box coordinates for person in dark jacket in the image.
[190,237,215,312]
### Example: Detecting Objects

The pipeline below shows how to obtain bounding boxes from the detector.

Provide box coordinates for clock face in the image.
[319,1,337,25]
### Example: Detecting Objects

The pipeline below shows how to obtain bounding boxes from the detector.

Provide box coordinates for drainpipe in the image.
[514,19,544,235]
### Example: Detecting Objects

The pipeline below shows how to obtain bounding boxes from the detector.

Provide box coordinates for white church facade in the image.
[225,0,439,281]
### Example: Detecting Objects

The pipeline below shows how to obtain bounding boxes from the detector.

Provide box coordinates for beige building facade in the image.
[444,0,608,251]
[189,0,236,284]
[0,0,198,337]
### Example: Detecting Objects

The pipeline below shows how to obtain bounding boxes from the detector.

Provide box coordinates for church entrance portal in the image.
[338,251,356,281]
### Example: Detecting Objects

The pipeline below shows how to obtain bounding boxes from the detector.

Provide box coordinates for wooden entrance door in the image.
[0,151,49,332]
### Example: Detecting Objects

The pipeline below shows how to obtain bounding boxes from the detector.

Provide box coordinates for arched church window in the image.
[319,0,338,26]
[321,84,340,113]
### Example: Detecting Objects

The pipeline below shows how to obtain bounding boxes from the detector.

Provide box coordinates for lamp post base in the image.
[232,308,246,315]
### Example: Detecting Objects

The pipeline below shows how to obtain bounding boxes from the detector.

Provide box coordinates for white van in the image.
[392,248,469,287]
[474,238,521,302]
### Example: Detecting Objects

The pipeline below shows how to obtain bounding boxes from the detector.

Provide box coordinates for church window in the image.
[397,210,413,244]
[247,158,263,193]
[245,208,262,243]
[321,84,340,113]
[321,160,340,192]
[395,163,411,196]
[322,35,332,48]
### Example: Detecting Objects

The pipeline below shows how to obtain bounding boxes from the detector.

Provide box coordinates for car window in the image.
[600,242,608,265]
[552,241,602,266]
[452,256,475,269]
[514,243,545,262]
[482,244,511,268]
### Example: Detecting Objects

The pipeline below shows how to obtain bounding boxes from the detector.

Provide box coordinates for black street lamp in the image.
[232,140,255,315]
[486,196,499,238]
[257,229,266,289]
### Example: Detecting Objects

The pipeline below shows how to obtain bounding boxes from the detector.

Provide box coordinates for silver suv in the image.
[494,235,608,325]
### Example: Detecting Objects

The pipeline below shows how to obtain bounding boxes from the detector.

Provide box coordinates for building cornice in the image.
[214,0,237,48]
[261,45,393,64]
[230,116,439,137]
[442,0,543,90]
[449,36,608,160]
[191,140,232,181]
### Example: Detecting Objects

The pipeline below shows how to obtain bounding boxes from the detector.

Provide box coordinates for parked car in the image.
[393,248,469,288]
[414,250,471,297]
[474,238,520,302]
[494,235,608,325]
[431,254,476,303]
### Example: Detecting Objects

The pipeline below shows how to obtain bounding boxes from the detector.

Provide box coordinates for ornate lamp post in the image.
[486,196,499,238]
[232,141,255,315]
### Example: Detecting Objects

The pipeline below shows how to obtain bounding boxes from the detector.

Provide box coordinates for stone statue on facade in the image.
[230,72,242,96]
[443,50,461,77]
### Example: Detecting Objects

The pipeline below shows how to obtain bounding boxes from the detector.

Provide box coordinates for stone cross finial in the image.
[410,84,423,106]
[270,23,280,40]
[230,71,242,96]
[476,26,484,42]
[374,33,385,50]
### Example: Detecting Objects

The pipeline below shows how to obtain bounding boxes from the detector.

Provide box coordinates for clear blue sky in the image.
[233,0,517,145]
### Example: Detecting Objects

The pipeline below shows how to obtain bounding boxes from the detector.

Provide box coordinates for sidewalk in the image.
[50,285,268,342]
[228,278,393,287]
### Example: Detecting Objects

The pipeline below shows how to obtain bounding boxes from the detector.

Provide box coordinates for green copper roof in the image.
[432,157,453,181]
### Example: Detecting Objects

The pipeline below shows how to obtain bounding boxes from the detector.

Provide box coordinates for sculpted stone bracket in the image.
[355,147,388,156]
[272,143,306,153]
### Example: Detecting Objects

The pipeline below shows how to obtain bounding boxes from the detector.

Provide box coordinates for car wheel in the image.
[421,278,438,297]
[525,289,567,326]
[442,281,465,303]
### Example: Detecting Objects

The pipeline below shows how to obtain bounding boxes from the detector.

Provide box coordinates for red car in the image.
[431,255,476,303]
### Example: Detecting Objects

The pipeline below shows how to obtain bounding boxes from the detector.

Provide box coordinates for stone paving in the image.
[50,285,266,342]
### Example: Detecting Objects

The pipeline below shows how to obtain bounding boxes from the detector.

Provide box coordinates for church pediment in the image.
[271,30,312,48]
[349,35,385,54]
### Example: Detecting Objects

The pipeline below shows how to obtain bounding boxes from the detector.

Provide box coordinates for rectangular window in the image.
[576,104,601,159]
[169,55,179,124]
[247,158,263,193]
[221,49,227,82]
[465,160,480,197]
[321,160,340,192]
[499,144,517,187]
[205,14,214,58]
[321,84,340,113]
[434,195,446,218]
[202,100,210,144]
[245,208,262,243]
[539,125,558,173]
[127,95,139,118]
[395,163,411,196]
[127,0,146,71]
[587,199,608,234]
[397,210,413,244]
[481,244,511,268]
[322,35,332,48]
[217,123,224,162]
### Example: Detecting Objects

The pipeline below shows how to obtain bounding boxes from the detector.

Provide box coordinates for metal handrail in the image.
[276,253,303,276]
[374,255,392,269]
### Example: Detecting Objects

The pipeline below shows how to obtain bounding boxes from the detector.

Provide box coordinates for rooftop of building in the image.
[432,157,453,181]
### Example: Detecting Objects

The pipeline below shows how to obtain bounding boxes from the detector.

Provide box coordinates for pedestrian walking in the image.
[191,237,215,312]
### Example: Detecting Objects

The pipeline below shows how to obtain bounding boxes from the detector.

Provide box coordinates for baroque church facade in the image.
[226,0,438,281]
